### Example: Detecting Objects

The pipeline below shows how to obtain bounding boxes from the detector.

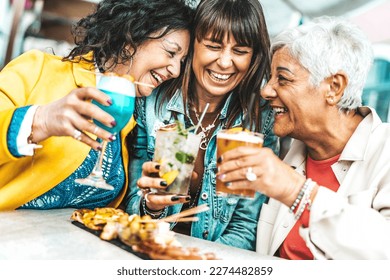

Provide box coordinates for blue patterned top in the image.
[19,138,124,209]
[6,102,125,210]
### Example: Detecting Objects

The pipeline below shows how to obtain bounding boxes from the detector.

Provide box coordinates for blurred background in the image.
[0,0,389,122]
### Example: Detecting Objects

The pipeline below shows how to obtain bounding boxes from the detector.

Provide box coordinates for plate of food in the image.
[70,205,217,260]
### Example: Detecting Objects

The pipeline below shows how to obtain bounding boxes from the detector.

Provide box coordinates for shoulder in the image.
[3,50,45,69]
[3,50,64,73]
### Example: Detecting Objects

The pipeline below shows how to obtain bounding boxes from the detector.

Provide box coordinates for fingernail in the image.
[160,181,167,187]
[109,134,116,141]
[171,196,180,201]
[217,156,223,163]
[155,164,160,170]
[96,145,102,151]
[218,174,226,181]
[224,182,232,187]
[107,99,113,105]
[111,120,117,127]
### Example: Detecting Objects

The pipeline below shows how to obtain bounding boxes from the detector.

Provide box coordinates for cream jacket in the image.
[256,107,390,259]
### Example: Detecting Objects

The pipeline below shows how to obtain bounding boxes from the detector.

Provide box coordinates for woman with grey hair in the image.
[216,16,390,259]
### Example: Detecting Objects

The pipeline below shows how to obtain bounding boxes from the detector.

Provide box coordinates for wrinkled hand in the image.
[137,161,191,211]
[32,87,116,150]
[216,146,306,207]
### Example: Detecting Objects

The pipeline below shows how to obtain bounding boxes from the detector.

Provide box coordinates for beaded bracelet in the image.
[141,196,167,219]
[294,179,316,220]
[289,178,312,213]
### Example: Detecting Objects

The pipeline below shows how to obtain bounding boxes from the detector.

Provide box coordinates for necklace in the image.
[193,109,220,150]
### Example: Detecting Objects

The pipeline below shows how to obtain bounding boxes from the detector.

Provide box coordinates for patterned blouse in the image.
[19,138,124,209]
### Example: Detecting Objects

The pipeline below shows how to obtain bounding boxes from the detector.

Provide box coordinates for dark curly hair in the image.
[63,0,194,71]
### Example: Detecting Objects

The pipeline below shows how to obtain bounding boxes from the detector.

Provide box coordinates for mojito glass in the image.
[153,123,201,195]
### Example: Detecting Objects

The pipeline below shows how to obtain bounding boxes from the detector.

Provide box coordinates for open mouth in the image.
[208,70,233,82]
[151,70,163,84]
[273,106,288,115]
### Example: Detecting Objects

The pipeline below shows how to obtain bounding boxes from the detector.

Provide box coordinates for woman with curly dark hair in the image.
[0,0,194,210]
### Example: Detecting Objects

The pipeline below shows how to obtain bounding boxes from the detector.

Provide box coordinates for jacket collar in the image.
[340,106,380,161]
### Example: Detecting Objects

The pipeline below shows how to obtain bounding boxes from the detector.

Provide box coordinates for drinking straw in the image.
[194,102,210,134]
[242,92,256,131]
[133,81,155,88]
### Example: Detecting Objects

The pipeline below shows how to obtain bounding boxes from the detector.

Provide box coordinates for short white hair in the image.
[271,16,374,110]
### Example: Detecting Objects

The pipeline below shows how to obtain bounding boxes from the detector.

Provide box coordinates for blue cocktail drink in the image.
[93,75,136,134]
[75,74,135,190]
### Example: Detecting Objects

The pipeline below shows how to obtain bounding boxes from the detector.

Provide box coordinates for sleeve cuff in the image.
[8,105,41,157]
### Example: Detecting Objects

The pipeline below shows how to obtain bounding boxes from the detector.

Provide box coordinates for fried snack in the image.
[70,208,218,260]
[71,207,126,231]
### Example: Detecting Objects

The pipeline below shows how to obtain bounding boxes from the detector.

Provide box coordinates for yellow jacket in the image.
[0,50,135,210]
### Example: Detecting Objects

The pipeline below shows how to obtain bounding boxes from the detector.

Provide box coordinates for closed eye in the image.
[206,44,221,51]
[233,48,250,55]
[277,74,292,85]
[166,50,175,58]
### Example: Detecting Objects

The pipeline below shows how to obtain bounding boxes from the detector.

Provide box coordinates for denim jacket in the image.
[126,89,279,251]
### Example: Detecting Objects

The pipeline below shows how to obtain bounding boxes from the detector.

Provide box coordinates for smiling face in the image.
[192,33,253,101]
[114,29,190,97]
[261,47,329,139]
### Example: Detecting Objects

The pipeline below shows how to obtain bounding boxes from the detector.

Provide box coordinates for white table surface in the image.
[0,209,278,260]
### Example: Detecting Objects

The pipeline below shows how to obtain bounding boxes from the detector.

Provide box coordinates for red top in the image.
[279,154,341,259]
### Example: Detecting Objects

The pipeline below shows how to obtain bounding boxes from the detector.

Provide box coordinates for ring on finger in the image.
[246,167,257,182]
[144,192,152,203]
[73,129,82,141]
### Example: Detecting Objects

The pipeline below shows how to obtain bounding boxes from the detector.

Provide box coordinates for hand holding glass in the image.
[152,124,201,196]
[75,75,136,190]
[216,129,263,198]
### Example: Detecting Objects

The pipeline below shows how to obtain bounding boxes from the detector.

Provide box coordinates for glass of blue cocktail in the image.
[75,74,135,190]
